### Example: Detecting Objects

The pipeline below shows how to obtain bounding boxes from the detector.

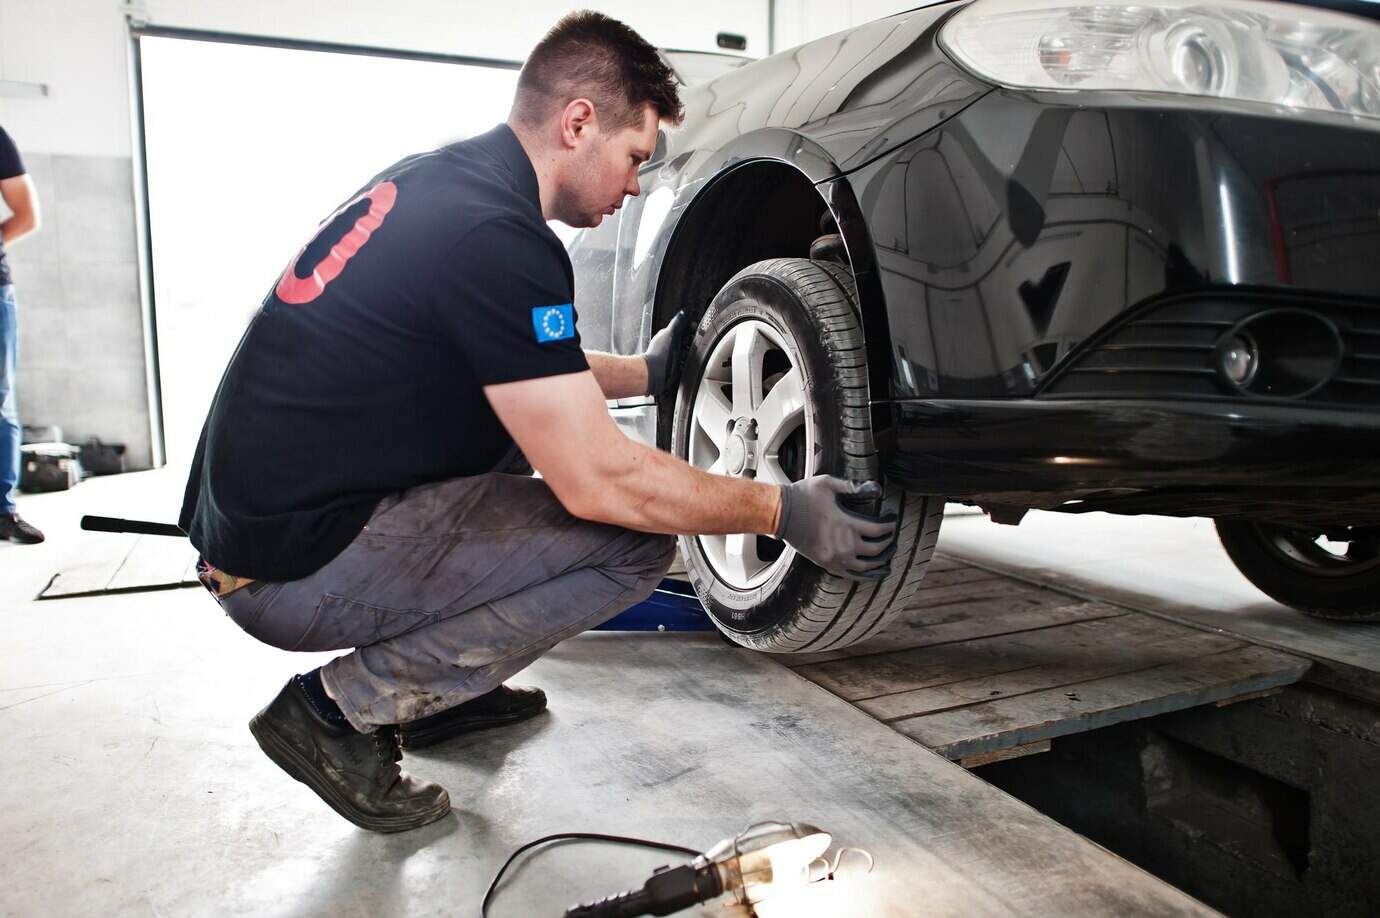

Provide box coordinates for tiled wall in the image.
[5,152,153,470]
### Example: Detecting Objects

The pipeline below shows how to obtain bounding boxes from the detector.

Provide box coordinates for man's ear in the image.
[559,98,597,149]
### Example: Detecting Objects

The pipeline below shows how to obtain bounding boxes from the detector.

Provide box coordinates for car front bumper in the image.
[847,87,1380,403]
[885,397,1380,526]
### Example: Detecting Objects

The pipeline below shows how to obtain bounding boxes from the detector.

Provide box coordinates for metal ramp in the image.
[786,556,1311,767]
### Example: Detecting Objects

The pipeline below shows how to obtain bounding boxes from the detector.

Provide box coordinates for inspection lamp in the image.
[564,821,867,917]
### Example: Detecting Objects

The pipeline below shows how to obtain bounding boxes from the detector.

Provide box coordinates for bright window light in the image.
[140,37,520,463]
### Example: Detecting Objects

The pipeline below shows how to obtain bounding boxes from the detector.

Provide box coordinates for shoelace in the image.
[371,728,404,789]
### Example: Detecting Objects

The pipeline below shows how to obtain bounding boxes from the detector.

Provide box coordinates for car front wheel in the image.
[1216,520,1380,621]
[671,257,944,653]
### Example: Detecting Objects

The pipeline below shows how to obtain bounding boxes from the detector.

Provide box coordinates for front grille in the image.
[1039,292,1380,405]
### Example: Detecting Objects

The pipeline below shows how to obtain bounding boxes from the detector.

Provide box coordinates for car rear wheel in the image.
[1216,520,1380,621]
[671,257,944,653]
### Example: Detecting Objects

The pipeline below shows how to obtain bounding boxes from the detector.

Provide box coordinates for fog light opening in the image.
[1217,332,1258,387]
[1213,309,1343,399]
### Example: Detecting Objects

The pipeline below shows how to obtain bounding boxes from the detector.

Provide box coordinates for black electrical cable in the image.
[481,832,701,918]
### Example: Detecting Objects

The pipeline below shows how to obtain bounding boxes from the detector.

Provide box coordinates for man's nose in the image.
[626,173,641,198]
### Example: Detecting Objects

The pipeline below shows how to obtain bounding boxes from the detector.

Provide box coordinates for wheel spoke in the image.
[731,323,768,417]
[723,532,762,584]
[1257,523,1380,575]
[755,366,804,450]
[701,534,727,570]
[693,384,733,451]
[693,316,808,589]
[755,456,792,487]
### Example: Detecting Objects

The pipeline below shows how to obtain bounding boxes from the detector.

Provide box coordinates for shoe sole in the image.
[249,714,451,833]
[398,706,545,749]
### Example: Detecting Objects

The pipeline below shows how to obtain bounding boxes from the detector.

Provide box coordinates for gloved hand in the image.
[643,310,692,398]
[775,477,898,581]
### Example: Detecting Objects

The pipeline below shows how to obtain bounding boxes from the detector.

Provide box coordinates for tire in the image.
[671,257,944,652]
[1216,520,1380,621]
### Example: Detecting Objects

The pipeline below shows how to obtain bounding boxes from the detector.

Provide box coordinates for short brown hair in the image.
[511,11,684,131]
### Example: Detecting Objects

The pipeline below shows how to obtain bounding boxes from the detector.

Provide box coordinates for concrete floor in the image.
[0,473,1216,917]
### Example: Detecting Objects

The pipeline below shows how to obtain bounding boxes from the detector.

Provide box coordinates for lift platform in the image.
[786,556,1310,767]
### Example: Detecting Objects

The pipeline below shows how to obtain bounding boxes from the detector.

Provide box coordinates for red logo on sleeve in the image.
[275,180,398,305]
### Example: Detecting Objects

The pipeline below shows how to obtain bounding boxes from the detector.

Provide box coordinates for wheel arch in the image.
[650,156,895,448]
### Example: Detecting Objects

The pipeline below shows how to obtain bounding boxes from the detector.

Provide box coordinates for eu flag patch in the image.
[532,304,575,344]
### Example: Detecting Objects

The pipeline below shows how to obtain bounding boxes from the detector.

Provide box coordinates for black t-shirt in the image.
[179,124,588,581]
[0,126,27,287]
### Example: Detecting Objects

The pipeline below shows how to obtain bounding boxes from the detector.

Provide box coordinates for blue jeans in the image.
[0,285,19,513]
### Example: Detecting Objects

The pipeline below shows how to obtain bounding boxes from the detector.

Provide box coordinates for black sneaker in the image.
[398,684,548,749]
[0,513,44,544]
[248,677,451,833]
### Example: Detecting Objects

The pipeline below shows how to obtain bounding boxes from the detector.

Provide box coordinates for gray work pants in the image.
[216,473,675,732]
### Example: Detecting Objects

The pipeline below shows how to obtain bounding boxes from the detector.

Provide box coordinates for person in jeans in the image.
[0,125,44,545]
[182,11,896,834]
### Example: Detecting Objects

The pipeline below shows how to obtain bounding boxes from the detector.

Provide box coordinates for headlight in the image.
[940,0,1380,120]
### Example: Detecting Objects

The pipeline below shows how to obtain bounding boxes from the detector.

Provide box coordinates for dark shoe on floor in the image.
[249,677,450,833]
[0,513,44,544]
[398,684,548,749]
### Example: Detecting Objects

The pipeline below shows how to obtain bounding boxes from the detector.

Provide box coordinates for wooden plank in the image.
[936,514,1380,686]
[961,739,1051,768]
[913,566,1006,590]
[39,533,200,600]
[853,617,1242,720]
[906,576,1065,610]
[895,644,1311,760]
[181,553,201,586]
[37,535,137,599]
[1214,687,1284,708]
[924,553,970,573]
[106,535,198,592]
[784,599,1128,667]
[802,613,1238,704]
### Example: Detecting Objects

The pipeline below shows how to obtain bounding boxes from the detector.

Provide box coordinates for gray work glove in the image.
[643,310,692,398]
[775,476,899,581]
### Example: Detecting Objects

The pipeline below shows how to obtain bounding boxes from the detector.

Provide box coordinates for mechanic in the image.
[0,124,44,545]
[181,10,897,834]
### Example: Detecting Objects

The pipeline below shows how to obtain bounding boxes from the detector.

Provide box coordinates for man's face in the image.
[554,103,658,228]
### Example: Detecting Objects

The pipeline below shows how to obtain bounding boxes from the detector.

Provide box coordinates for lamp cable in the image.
[481,832,701,918]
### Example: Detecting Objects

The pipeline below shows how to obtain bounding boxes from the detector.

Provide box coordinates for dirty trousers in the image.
[217,473,675,732]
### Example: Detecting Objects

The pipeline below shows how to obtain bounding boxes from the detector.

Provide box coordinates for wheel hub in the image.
[723,418,759,476]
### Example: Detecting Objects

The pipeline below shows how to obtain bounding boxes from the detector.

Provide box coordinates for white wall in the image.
[140,0,768,63]
[1,0,768,158]
[1,0,933,160]
[0,0,133,157]
[0,0,768,470]
[772,0,925,52]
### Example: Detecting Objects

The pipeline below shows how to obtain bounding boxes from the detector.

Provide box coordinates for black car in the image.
[567,0,1380,651]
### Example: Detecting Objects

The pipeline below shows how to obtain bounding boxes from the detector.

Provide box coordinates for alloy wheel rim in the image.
[1254,523,1380,578]
[689,317,815,590]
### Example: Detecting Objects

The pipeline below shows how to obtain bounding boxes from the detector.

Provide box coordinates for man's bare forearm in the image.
[0,175,40,246]
[585,351,649,400]
[0,213,36,246]
[574,438,782,537]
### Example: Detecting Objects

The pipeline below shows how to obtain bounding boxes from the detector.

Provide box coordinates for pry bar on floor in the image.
[81,515,186,538]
